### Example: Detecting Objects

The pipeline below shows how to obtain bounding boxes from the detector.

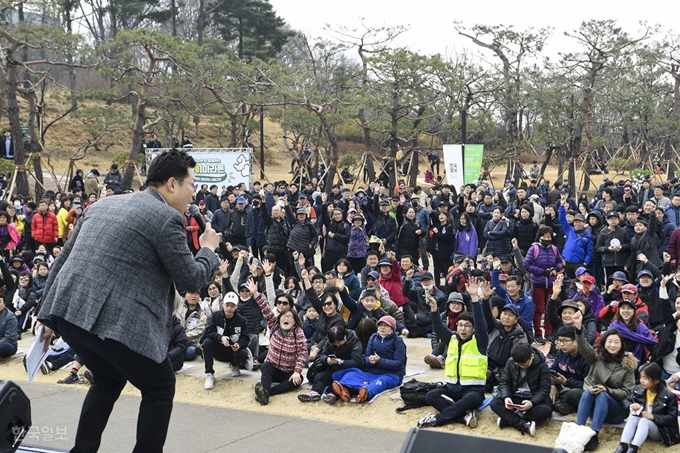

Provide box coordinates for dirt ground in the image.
[0,335,633,451]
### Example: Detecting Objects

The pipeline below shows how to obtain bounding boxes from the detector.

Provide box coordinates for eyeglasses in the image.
[457,323,473,328]
[275,300,290,306]
[322,302,334,307]
[555,339,573,345]
[280,314,295,320]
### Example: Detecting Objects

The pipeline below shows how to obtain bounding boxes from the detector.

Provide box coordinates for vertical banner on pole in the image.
[463,144,484,184]
[443,144,464,189]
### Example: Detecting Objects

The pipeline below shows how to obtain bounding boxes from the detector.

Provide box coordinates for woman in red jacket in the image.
[378,251,415,322]
[31,200,59,254]
[184,204,200,255]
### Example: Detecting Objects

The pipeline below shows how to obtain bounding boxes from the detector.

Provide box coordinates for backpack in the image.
[395,379,445,412]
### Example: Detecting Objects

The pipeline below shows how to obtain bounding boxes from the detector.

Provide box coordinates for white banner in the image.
[443,144,464,189]
[145,148,252,191]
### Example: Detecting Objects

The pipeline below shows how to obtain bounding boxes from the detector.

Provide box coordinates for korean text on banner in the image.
[443,144,464,189]
[464,144,484,184]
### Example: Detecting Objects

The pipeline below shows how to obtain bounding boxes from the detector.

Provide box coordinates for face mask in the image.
[13,202,20,207]
[540,239,551,248]
[412,201,419,207]
[239,296,250,302]
[422,284,434,291]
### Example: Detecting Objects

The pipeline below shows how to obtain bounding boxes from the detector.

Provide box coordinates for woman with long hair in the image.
[609,299,657,363]
[573,310,637,451]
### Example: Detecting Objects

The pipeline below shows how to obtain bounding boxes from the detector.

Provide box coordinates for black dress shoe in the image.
[612,443,628,453]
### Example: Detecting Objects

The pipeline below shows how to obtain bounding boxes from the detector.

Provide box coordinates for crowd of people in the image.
[3,155,680,452]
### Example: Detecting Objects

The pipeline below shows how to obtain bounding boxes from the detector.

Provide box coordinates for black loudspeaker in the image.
[400,428,568,453]
[0,380,32,453]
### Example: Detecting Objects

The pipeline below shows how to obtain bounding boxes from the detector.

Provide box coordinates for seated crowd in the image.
[2,169,680,453]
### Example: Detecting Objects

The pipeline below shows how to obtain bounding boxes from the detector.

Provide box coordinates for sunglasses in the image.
[275,300,290,305]
[19,276,30,281]
[321,302,334,307]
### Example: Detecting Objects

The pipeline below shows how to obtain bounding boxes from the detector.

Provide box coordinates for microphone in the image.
[188,204,206,234]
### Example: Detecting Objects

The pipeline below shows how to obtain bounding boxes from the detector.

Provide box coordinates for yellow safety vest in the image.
[445,336,487,386]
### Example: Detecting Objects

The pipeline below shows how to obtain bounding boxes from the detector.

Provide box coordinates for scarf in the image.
[609,319,657,362]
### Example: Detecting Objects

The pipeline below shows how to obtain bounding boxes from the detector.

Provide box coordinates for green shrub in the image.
[338,154,358,168]
[608,158,638,174]
[630,168,652,183]
[112,151,145,166]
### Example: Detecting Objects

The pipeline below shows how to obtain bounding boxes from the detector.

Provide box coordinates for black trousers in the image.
[322,250,345,273]
[490,395,552,427]
[202,338,248,374]
[260,361,300,395]
[54,318,175,453]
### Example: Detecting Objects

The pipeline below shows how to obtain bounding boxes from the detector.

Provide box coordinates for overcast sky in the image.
[268,0,677,60]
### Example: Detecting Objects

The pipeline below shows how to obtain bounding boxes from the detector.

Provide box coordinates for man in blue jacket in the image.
[559,200,593,278]
[492,272,535,335]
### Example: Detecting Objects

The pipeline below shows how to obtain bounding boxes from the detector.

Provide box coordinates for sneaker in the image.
[332,381,350,402]
[464,409,479,428]
[533,335,546,345]
[230,366,241,377]
[254,382,269,405]
[517,420,536,437]
[322,392,337,404]
[554,402,572,415]
[356,387,369,403]
[58,373,79,384]
[244,348,254,371]
[83,370,94,384]
[583,433,598,451]
[423,354,444,369]
[252,360,260,371]
[40,361,52,375]
[204,373,215,390]
[497,417,510,429]
[298,390,321,402]
[417,413,439,428]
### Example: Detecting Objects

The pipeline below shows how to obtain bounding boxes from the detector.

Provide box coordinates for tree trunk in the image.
[311,108,339,193]
[123,96,147,191]
[6,63,29,195]
[228,112,238,147]
[196,0,206,46]
[26,93,44,197]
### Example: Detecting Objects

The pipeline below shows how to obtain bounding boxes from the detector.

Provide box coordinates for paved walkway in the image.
[19,382,407,453]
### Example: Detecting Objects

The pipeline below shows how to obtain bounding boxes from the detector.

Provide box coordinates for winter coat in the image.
[626,213,663,276]
[596,226,631,268]
[184,214,200,250]
[324,218,351,255]
[0,224,19,250]
[379,259,409,306]
[639,283,675,331]
[226,208,249,241]
[202,310,250,350]
[512,217,538,254]
[484,306,528,371]
[665,204,680,228]
[524,242,564,287]
[431,221,455,257]
[499,347,552,407]
[550,349,591,390]
[659,216,675,254]
[625,385,680,446]
[0,306,18,347]
[546,296,597,345]
[650,322,680,370]
[168,316,188,370]
[347,225,369,258]
[576,329,637,403]
[304,286,346,347]
[246,205,267,248]
[211,208,231,236]
[454,226,477,257]
[264,215,291,254]
[362,330,407,379]
[559,206,593,265]
[477,202,497,231]
[31,211,59,244]
[318,329,364,372]
[341,290,406,333]
[544,214,566,250]
[483,217,512,257]
[176,301,208,347]
[396,217,424,258]
[285,206,318,258]
[666,226,680,263]
[492,270,535,332]
[371,212,398,249]
[255,293,308,374]
[340,271,361,301]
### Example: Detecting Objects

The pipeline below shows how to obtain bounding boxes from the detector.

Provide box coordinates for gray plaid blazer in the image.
[38,188,219,363]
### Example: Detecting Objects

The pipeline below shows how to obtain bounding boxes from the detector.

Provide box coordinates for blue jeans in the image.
[576,390,627,432]
[185,347,198,361]
[0,339,17,358]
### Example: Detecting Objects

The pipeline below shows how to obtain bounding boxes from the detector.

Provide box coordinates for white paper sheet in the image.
[25,325,50,382]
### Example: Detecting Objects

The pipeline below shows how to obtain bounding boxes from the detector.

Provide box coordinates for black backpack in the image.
[395,379,445,413]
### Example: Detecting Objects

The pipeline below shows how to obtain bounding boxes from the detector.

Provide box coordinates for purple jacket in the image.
[523,243,563,287]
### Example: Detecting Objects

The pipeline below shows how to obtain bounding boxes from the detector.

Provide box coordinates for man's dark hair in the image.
[311,273,325,282]
[327,325,347,344]
[556,325,576,340]
[505,275,520,286]
[511,342,533,363]
[457,312,474,327]
[537,226,553,237]
[26,201,36,210]
[366,250,380,259]
[209,184,218,190]
[602,188,613,196]
[400,254,413,263]
[146,150,195,187]
[266,253,277,263]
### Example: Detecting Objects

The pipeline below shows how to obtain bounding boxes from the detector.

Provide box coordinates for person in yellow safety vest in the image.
[417,278,488,429]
